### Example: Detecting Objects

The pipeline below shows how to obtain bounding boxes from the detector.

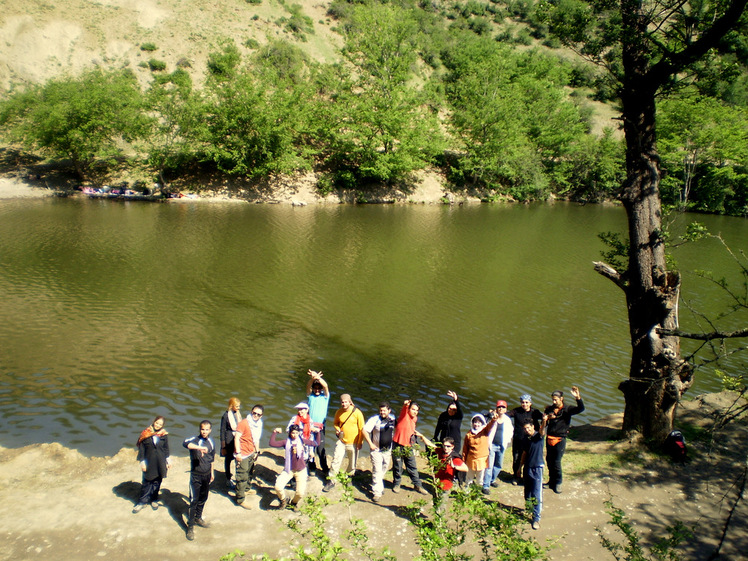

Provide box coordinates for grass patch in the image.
[676,420,711,443]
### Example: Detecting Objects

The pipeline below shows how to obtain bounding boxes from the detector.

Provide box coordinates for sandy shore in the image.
[0,177,55,199]
[0,168,481,205]
[0,392,745,561]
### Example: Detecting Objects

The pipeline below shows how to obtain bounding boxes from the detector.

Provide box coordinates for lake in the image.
[0,198,745,455]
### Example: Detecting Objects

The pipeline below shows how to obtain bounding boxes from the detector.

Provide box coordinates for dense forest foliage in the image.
[1,0,746,215]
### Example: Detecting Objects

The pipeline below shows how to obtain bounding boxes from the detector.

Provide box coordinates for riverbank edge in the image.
[0,169,489,205]
[0,391,746,561]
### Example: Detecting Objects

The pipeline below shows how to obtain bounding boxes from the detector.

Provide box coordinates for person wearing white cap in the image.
[482,400,513,494]
[461,411,497,487]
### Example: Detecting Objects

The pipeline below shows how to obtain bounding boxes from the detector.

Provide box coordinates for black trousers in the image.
[312,425,330,473]
[138,475,162,505]
[188,471,211,525]
[545,437,567,488]
[511,436,525,479]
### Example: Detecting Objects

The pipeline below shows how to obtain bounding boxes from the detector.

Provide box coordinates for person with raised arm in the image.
[433,390,463,444]
[391,399,428,495]
[544,386,585,494]
[269,424,319,509]
[306,369,331,476]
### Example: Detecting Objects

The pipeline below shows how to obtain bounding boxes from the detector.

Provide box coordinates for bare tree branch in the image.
[593,261,627,290]
[657,327,748,340]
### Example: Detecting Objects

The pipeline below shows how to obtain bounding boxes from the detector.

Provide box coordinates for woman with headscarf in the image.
[133,415,171,513]
[269,424,319,509]
[461,411,496,487]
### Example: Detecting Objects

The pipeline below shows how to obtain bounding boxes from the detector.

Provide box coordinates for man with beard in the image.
[363,402,396,502]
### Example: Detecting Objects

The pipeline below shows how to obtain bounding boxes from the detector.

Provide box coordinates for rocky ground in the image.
[0,391,745,561]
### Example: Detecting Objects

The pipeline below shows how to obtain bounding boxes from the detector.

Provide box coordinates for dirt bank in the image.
[0,392,745,560]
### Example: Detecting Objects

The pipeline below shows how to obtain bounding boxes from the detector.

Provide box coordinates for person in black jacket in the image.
[544,386,584,494]
[183,421,215,540]
[433,390,463,444]
[219,397,242,488]
[133,416,171,513]
[506,394,543,485]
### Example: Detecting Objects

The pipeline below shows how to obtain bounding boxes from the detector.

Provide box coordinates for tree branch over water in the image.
[657,328,748,340]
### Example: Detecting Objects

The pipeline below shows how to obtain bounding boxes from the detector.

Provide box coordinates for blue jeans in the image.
[524,466,543,523]
[483,443,506,488]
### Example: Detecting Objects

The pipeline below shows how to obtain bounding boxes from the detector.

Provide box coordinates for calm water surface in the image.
[0,198,745,455]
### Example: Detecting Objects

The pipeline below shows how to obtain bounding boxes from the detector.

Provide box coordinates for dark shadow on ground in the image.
[112,481,189,530]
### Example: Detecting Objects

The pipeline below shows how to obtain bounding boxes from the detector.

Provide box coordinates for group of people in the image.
[132,368,584,539]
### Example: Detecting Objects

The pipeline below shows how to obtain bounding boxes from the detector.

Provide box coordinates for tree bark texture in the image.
[613,0,694,440]
[593,0,746,441]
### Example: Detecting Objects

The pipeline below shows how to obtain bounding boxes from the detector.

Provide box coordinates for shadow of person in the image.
[112,481,189,529]
[112,480,141,505]
[158,488,189,529]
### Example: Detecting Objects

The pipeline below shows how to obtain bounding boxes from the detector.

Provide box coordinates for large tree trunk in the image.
[615,6,694,441]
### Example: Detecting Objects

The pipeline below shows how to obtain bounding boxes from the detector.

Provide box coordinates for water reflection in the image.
[0,199,744,455]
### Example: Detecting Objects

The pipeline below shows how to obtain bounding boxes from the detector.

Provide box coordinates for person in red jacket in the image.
[233,416,257,508]
[392,399,428,494]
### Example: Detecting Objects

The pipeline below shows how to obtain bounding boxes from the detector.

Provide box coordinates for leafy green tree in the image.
[658,94,748,211]
[316,3,444,187]
[201,40,314,177]
[442,36,588,199]
[0,69,146,183]
[551,128,625,202]
[543,0,748,439]
[144,69,206,185]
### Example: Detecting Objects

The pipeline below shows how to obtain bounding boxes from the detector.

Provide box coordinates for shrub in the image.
[148,59,167,71]
[140,42,158,52]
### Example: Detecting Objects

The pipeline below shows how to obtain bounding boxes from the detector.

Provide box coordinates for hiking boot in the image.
[491,480,500,488]
[132,503,146,514]
[554,483,562,494]
[150,502,159,511]
[392,485,400,493]
[532,521,540,530]
[186,526,195,541]
[194,518,211,528]
[415,486,429,495]
[482,487,491,495]
[323,481,335,492]
[372,494,382,503]
[279,498,289,510]
[237,501,252,510]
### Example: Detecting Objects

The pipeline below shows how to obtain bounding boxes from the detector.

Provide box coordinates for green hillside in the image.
[0,0,746,213]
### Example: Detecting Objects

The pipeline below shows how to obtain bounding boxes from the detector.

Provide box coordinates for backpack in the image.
[664,430,688,463]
